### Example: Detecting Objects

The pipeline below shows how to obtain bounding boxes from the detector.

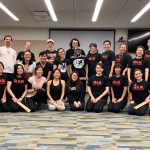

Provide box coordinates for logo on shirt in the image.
[132,60,142,65]
[144,54,150,59]
[93,80,102,86]
[112,80,121,86]
[14,79,25,84]
[133,84,144,91]
[73,59,85,69]
[58,63,67,73]
[88,57,96,62]
[102,55,107,60]
[116,57,121,63]
[0,79,6,84]
[69,87,76,91]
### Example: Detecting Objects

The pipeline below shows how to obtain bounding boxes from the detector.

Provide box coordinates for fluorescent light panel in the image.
[44,0,57,21]
[92,0,103,22]
[0,2,19,21]
[131,2,150,22]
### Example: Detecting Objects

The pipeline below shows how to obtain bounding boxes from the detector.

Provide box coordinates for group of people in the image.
[0,35,150,116]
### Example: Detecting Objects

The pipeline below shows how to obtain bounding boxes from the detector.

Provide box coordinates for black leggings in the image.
[0,101,8,112]
[9,98,26,112]
[86,96,107,113]
[128,103,149,116]
[108,98,127,113]
[26,90,47,112]
[69,102,84,111]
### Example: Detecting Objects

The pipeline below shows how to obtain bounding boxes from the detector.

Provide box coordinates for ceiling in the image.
[0,0,149,29]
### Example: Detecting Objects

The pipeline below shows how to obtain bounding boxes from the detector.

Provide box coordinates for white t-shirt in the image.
[0,46,16,73]
[26,76,47,98]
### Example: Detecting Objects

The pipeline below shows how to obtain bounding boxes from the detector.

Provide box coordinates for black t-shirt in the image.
[53,58,69,82]
[16,51,36,62]
[44,49,57,60]
[65,48,85,60]
[101,50,115,77]
[88,75,109,97]
[129,80,150,104]
[0,74,7,99]
[8,76,28,99]
[144,50,150,67]
[128,58,149,80]
[86,52,102,77]
[115,53,132,71]
[67,81,84,102]
[36,62,53,78]
[69,55,87,77]
[110,75,128,99]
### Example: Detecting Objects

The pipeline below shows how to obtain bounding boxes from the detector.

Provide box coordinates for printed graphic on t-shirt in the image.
[102,55,108,60]
[133,84,144,91]
[88,57,96,61]
[0,79,6,84]
[112,80,121,86]
[73,59,85,69]
[132,60,142,65]
[93,80,102,86]
[69,87,76,91]
[58,63,67,73]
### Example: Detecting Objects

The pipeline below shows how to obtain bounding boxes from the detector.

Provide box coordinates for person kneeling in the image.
[47,69,65,111]
[66,71,84,111]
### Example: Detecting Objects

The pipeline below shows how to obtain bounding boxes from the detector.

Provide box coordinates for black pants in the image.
[69,102,84,111]
[108,98,127,113]
[0,101,8,112]
[26,90,47,111]
[128,103,149,116]
[86,96,107,113]
[9,98,26,112]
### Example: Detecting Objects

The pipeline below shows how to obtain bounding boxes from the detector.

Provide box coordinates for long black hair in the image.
[13,64,24,77]
[66,71,82,92]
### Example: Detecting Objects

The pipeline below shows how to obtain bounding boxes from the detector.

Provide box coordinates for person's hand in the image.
[145,97,150,103]
[130,100,134,104]
[91,96,96,103]
[1,97,6,103]
[18,98,22,102]
[49,99,54,105]
[112,98,117,103]
[57,100,63,106]
[117,98,123,103]
[128,79,132,85]
[77,101,81,106]
[12,97,18,103]
[109,73,112,78]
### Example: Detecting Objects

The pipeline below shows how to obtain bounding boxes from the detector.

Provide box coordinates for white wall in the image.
[0,28,128,59]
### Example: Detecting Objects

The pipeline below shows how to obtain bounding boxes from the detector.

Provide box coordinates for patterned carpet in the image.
[0,109,150,150]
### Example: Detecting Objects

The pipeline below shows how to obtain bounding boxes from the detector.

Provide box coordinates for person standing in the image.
[0,35,16,76]
[101,40,115,78]
[115,43,132,75]
[66,38,85,60]
[44,39,57,64]
[36,51,53,81]
[16,41,35,63]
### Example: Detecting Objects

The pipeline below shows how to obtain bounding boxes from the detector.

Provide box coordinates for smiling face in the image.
[120,44,127,54]
[134,70,142,81]
[17,65,24,75]
[103,42,111,51]
[4,36,12,47]
[35,67,43,77]
[58,49,65,58]
[95,64,103,75]
[71,72,78,82]
[72,40,79,49]
[136,47,144,57]
[39,54,47,63]
[53,69,61,79]
[24,42,31,50]
[114,67,121,75]
[24,51,31,61]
